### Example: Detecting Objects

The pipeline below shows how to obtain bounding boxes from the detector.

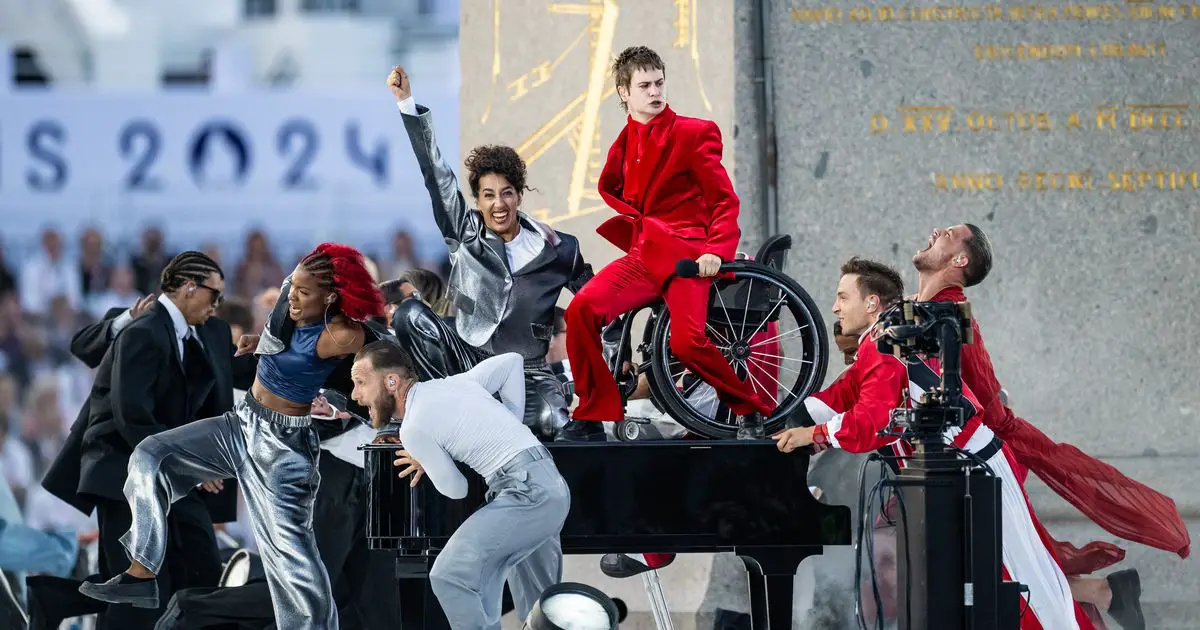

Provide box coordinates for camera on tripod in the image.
[866,299,1022,630]
[874,300,974,445]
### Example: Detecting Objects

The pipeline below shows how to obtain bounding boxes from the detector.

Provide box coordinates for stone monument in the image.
[734,1,1199,627]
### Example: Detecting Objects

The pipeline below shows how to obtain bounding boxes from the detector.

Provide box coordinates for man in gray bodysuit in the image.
[350,342,570,628]
[387,65,593,441]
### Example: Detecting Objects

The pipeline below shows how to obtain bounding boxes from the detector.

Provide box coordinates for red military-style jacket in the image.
[595,105,741,283]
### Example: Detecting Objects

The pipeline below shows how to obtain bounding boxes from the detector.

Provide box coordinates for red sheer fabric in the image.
[932,287,1190,574]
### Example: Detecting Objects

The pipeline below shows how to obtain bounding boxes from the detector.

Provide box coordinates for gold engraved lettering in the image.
[1127,104,1188,130]
[848,7,872,22]
[1017,170,1093,191]
[899,106,954,134]
[974,42,1168,61]
[933,172,1004,192]
[965,112,994,131]
[790,3,1200,24]
[1108,170,1200,191]
[1067,112,1082,130]
[791,7,841,23]
[870,114,890,134]
[1001,112,1052,131]
[1096,106,1119,129]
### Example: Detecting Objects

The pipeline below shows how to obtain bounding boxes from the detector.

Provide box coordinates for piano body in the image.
[364,441,852,629]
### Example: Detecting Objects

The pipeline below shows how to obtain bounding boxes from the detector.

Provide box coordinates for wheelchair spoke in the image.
[747,355,793,398]
[711,283,740,333]
[748,351,813,365]
[706,323,733,347]
[743,364,780,408]
[739,279,754,338]
[751,357,810,377]
[749,324,810,348]
[739,292,787,340]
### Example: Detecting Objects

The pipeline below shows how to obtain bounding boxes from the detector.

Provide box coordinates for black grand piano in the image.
[364,441,851,629]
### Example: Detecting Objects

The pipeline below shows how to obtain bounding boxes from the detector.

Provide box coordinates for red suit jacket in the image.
[596,105,740,281]
[932,287,1191,574]
[806,336,908,453]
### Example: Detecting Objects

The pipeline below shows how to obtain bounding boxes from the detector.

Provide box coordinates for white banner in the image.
[0,89,460,255]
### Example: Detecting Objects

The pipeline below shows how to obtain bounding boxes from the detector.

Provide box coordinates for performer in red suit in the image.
[912,223,1190,629]
[774,257,1094,630]
[561,45,773,444]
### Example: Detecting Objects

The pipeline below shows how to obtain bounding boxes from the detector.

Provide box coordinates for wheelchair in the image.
[606,234,830,440]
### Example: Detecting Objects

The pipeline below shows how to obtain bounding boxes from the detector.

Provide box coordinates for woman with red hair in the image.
[79,243,384,630]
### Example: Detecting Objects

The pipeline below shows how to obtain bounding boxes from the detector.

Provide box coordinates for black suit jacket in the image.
[42,303,239,521]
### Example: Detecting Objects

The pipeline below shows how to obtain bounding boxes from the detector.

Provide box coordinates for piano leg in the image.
[740,547,822,630]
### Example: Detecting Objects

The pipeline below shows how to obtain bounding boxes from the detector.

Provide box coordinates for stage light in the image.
[524,582,621,630]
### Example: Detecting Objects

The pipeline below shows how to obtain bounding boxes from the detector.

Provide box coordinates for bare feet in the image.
[1068,576,1112,610]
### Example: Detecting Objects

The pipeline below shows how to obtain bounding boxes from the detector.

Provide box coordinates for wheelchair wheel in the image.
[645,261,829,439]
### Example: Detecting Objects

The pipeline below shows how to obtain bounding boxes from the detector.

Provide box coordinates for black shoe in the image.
[1106,569,1144,630]
[558,420,607,442]
[153,593,183,630]
[78,573,159,609]
[736,413,765,440]
[599,553,675,578]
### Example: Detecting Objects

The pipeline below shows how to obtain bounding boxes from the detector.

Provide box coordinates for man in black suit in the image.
[37,252,238,630]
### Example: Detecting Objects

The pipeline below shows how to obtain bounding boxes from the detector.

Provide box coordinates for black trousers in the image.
[167,454,400,629]
[94,491,222,629]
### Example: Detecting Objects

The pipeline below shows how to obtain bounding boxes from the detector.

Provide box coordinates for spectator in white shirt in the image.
[19,228,81,316]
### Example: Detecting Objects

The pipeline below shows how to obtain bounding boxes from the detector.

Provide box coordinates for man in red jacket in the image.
[911,223,1189,630]
[561,46,773,444]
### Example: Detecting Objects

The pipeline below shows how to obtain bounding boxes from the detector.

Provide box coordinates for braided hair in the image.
[159,251,223,294]
[299,243,385,322]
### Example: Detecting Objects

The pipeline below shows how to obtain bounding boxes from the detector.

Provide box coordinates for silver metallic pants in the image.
[430,446,570,629]
[120,394,335,630]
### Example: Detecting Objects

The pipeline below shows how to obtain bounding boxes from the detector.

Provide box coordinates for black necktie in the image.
[183,332,214,418]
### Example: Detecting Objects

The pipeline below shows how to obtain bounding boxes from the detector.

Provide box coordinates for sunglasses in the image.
[195,283,224,307]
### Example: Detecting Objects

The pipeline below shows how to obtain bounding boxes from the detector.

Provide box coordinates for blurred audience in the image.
[233,229,286,300]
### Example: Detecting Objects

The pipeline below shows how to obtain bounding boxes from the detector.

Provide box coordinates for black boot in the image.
[1106,569,1144,630]
[736,413,765,440]
[558,420,607,442]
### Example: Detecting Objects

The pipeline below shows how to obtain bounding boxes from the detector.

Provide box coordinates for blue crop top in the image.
[257,322,342,404]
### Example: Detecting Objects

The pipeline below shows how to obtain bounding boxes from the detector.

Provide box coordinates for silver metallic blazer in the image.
[401,105,592,361]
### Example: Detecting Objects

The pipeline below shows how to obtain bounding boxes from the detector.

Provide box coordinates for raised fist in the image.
[235,334,259,357]
[387,65,411,102]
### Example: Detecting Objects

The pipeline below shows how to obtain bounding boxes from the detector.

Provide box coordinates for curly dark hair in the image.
[464,145,531,199]
[612,46,665,112]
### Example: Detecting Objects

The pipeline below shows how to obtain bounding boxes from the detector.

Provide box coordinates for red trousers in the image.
[566,251,774,422]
